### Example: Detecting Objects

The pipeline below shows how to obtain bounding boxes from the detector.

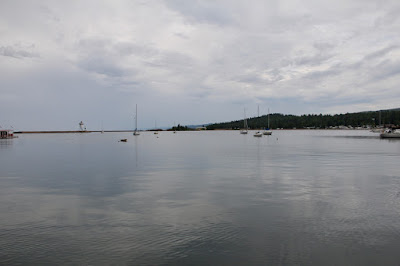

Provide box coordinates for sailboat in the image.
[154,120,158,134]
[380,128,400,138]
[370,110,383,133]
[240,108,248,134]
[263,108,272,135]
[133,104,140,136]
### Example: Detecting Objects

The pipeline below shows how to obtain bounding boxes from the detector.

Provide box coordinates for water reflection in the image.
[0,139,13,149]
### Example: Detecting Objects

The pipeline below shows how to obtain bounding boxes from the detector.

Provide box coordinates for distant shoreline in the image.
[13,128,372,134]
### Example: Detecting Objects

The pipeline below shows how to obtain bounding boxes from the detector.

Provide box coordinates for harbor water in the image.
[1,130,400,265]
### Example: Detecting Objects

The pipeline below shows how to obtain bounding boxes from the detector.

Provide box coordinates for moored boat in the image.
[254,131,262,137]
[380,129,400,138]
[133,104,140,136]
[240,108,248,134]
[263,108,272,135]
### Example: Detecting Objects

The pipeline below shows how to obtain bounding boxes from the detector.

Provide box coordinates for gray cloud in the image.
[1,0,400,129]
[364,45,399,61]
[370,59,400,82]
[78,57,125,77]
[0,45,39,59]
[164,0,236,25]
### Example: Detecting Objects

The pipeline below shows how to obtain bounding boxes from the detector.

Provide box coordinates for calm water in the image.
[1,130,400,265]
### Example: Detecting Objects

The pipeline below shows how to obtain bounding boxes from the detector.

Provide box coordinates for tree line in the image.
[169,124,192,131]
[206,110,400,130]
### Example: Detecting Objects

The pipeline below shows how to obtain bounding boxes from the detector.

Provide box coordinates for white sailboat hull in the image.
[380,132,400,138]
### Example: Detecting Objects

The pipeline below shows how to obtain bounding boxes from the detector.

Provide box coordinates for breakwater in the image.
[14,130,136,134]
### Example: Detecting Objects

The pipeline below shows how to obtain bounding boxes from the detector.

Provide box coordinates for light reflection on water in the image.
[1,130,400,265]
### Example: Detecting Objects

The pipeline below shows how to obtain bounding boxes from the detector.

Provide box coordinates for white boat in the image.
[254,131,262,137]
[380,129,400,138]
[240,108,248,134]
[263,108,272,135]
[133,104,140,136]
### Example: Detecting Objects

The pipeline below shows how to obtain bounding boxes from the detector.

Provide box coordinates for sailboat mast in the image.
[244,108,248,129]
[135,104,138,131]
[268,108,270,129]
[133,104,140,136]
[379,110,381,127]
[244,109,245,128]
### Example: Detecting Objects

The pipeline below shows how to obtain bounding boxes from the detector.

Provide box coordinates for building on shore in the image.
[0,129,16,139]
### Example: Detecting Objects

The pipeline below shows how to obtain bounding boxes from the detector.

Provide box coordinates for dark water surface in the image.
[1,130,400,265]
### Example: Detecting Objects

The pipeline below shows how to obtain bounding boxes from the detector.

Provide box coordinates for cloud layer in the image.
[1,0,400,130]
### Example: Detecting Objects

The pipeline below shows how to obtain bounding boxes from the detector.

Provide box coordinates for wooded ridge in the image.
[206,110,400,130]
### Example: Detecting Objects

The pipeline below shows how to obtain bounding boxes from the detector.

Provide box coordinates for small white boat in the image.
[380,129,400,138]
[254,131,262,137]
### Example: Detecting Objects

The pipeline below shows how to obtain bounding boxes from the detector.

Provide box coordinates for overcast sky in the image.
[1,0,400,130]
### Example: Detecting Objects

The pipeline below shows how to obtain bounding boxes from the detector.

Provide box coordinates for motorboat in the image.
[254,131,262,137]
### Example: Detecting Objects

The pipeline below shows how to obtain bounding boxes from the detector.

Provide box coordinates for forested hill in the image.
[206,110,400,130]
